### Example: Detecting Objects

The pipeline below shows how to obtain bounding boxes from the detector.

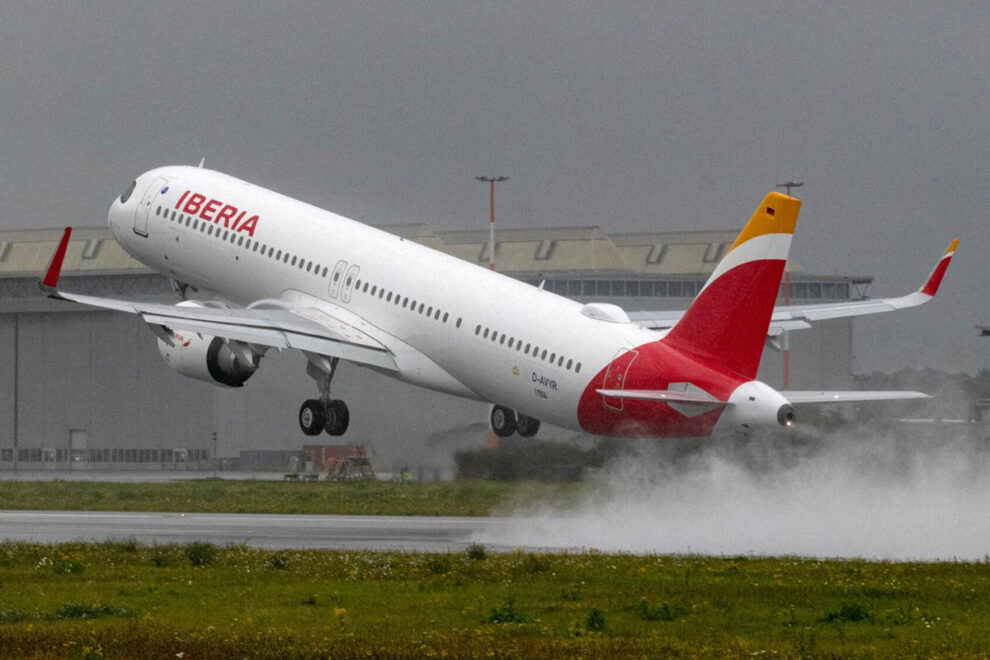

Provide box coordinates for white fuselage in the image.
[109,166,659,431]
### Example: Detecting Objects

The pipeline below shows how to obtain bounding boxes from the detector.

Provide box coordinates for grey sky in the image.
[2,2,987,373]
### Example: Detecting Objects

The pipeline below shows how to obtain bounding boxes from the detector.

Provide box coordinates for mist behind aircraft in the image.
[478,428,990,560]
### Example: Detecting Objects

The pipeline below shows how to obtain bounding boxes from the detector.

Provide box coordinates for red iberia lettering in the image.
[183,193,206,215]
[200,199,221,222]
[176,189,262,236]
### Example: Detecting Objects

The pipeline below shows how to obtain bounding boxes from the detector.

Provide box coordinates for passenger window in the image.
[387,292,393,302]
[306,262,312,272]
[276,250,282,260]
[443,312,449,323]
[483,328,489,339]
[322,267,328,277]
[499,335,506,345]
[402,298,408,308]
[566,359,573,370]
[525,343,531,353]
[576,363,582,373]
[223,230,229,240]
[156,206,162,215]
[558,356,564,367]
[491,331,498,342]
[456,318,461,328]
[238,236,245,246]
[507,338,513,348]
[171,210,177,220]
[541,350,548,360]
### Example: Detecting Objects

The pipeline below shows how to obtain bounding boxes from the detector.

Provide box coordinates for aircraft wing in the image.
[40,228,398,371]
[630,239,958,335]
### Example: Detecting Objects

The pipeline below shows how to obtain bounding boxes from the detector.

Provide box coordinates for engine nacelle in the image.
[157,331,259,387]
[712,380,795,434]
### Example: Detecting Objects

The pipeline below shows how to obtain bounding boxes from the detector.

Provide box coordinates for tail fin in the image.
[663,192,801,379]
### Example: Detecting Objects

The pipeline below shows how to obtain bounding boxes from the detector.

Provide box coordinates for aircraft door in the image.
[328,260,348,299]
[601,348,638,411]
[133,176,169,237]
[340,264,360,303]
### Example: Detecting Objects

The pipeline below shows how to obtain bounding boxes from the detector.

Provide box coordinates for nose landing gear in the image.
[299,354,351,437]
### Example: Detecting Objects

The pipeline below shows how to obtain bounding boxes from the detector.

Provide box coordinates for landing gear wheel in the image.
[324,399,350,436]
[516,414,541,438]
[298,399,325,436]
[490,405,517,437]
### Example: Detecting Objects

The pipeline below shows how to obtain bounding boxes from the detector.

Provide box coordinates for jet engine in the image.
[154,301,261,387]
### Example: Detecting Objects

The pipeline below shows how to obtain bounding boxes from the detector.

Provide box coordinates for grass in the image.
[1,542,989,657]
[0,479,581,517]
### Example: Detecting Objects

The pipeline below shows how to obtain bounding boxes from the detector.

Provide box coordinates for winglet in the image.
[40,227,72,293]
[919,238,959,297]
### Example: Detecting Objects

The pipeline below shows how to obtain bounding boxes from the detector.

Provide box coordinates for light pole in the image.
[475,176,508,270]
[776,180,803,197]
[774,181,803,390]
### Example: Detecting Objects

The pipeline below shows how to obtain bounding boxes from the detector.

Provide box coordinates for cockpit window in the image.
[120,180,137,204]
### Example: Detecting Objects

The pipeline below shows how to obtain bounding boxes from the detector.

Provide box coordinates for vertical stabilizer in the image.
[663,192,801,379]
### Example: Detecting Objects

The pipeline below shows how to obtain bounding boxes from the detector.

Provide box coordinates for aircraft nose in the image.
[109,178,138,230]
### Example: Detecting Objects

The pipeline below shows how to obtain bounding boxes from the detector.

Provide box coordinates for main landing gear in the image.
[490,405,541,438]
[299,355,350,436]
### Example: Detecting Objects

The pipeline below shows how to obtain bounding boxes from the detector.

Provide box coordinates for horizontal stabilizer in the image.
[782,390,931,404]
[595,388,729,405]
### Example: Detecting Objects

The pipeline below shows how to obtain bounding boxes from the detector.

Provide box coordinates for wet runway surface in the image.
[0,510,509,552]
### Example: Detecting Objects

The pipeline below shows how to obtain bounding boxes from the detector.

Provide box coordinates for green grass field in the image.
[0,479,577,517]
[1,541,988,658]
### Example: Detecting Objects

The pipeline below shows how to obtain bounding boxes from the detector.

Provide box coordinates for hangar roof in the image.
[0,224,862,281]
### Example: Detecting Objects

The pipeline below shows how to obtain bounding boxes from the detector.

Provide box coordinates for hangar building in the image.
[0,224,869,472]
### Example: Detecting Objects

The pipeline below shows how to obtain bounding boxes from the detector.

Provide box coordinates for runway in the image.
[0,510,509,552]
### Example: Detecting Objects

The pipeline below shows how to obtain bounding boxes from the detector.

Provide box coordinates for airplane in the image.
[39,166,957,439]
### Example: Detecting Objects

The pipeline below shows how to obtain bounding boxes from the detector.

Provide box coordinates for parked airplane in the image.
[41,166,957,438]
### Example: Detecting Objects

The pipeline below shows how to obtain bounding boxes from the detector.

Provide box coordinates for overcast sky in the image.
[1,2,987,373]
